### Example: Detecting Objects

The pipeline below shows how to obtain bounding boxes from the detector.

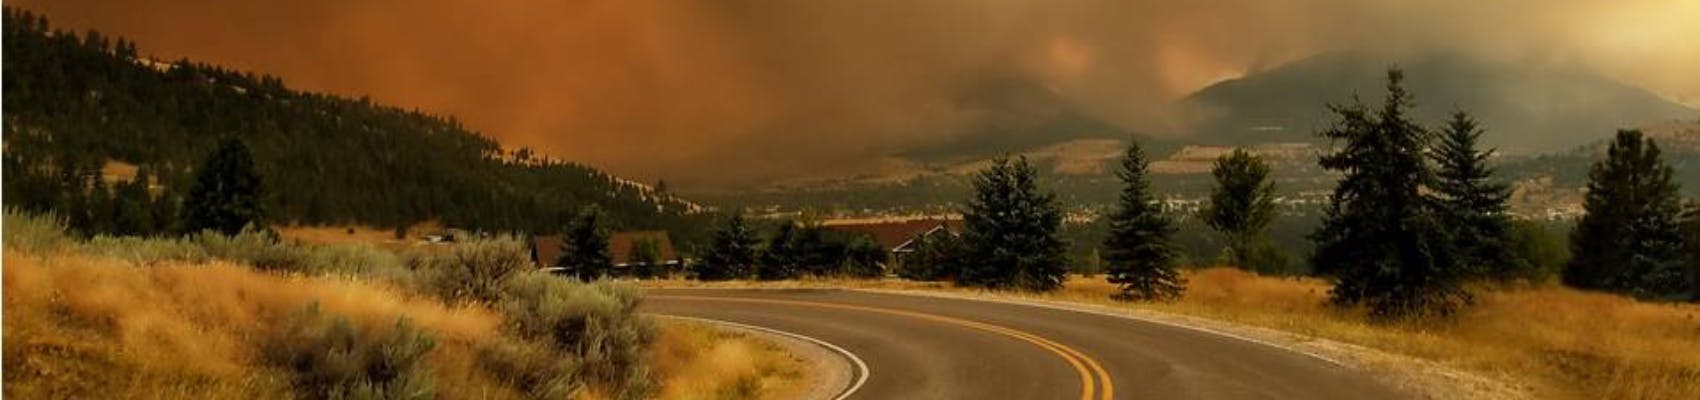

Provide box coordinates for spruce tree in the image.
[1102,143,1185,301]
[556,207,612,281]
[184,138,266,236]
[696,212,758,281]
[111,173,153,236]
[1202,149,1279,272]
[1430,112,1523,281]
[898,232,964,281]
[1311,69,1467,320]
[758,222,801,280]
[629,238,663,279]
[1681,201,1700,301]
[959,155,1069,291]
[1564,130,1687,298]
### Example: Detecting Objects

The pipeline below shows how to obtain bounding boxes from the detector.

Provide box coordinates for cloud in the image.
[14,0,1699,187]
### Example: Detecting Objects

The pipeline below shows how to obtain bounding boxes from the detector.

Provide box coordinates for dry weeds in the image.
[650,322,808,400]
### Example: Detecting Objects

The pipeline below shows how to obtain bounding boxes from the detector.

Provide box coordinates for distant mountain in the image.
[1501,119,1700,198]
[1183,51,1699,153]
[898,76,1131,163]
[1,8,705,237]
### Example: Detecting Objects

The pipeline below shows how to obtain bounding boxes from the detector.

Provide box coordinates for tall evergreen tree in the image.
[898,231,964,281]
[1202,149,1279,272]
[696,212,759,281]
[111,173,154,236]
[629,238,664,279]
[1311,69,1468,320]
[183,138,266,235]
[556,207,613,281]
[1564,130,1687,298]
[758,222,802,280]
[1430,112,1523,281]
[1102,143,1185,301]
[1681,201,1700,301]
[959,155,1069,291]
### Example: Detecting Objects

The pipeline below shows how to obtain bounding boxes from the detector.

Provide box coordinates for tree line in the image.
[874,69,1698,319]
[1,8,706,241]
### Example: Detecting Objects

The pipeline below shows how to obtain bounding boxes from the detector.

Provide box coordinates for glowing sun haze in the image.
[14,0,1700,187]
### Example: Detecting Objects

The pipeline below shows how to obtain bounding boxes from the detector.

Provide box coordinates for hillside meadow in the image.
[2,213,802,400]
[650,269,1700,399]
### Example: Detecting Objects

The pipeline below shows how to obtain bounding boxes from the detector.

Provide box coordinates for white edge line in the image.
[650,286,1348,367]
[650,314,871,400]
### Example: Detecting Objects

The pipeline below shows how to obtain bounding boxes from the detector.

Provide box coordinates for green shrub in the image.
[193,228,307,271]
[3,209,72,253]
[498,272,656,399]
[82,235,210,265]
[262,303,437,400]
[475,338,581,399]
[409,236,531,304]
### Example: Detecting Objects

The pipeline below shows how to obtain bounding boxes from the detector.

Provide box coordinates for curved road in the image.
[644,288,1404,399]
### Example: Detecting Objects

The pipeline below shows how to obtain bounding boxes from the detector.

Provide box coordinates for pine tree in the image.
[898,231,963,281]
[1311,69,1467,320]
[1680,201,1700,302]
[1203,148,1279,272]
[111,173,153,236]
[840,235,888,278]
[556,207,612,281]
[696,212,758,281]
[1102,143,1185,301]
[629,238,664,279]
[758,222,801,280]
[959,155,1069,291]
[183,138,266,235]
[1564,130,1687,298]
[1430,112,1523,281]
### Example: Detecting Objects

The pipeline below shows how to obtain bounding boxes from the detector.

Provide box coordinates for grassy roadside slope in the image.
[646,269,1700,399]
[3,214,803,400]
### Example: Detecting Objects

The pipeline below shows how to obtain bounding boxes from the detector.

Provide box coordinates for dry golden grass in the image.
[1,249,529,399]
[275,225,420,250]
[4,243,809,400]
[649,322,808,400]
[646,268,1700,400]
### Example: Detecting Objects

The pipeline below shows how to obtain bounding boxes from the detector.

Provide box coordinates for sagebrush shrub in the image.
[409,236,531,304]
[476,338,582,399]
[262,303,438,400]
[499,272,656,399]
[3,209,72,253]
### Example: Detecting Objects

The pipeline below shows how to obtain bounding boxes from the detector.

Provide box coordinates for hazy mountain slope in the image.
[0,8,704,236]
[1183,51,1698,153]
[1501,119,1700,198]
[899,77,1131,163]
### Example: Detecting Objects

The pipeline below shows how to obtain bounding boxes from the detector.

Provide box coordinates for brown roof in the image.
[822,219,961,251]
[610,231,677,265]
[530,231,677,267]
[531,235,566,267]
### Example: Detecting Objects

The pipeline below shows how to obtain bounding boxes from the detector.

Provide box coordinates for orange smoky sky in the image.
[12,0,1700,187]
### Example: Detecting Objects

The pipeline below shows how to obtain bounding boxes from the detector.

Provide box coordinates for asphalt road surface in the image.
[644,288,1406,400]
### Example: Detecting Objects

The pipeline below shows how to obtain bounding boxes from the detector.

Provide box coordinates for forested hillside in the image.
[1,8,704,238]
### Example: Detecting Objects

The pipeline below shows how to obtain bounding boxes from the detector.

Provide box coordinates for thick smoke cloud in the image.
[14,0,1699,187]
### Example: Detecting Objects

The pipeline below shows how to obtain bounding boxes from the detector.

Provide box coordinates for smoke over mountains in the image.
[12,0,1700,187]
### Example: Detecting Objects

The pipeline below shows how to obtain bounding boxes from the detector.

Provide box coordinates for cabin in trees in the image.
[529,230,680,272]
[822,219,962,255]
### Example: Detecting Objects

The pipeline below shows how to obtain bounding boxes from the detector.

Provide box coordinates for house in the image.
[821,219,962,255]
[529,231,680,272]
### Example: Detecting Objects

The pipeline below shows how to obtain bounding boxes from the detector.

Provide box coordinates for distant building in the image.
[529,231,680,272]
[822,219,962,255]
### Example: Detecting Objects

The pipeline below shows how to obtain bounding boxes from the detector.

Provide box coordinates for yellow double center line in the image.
[656,295,1115,400]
